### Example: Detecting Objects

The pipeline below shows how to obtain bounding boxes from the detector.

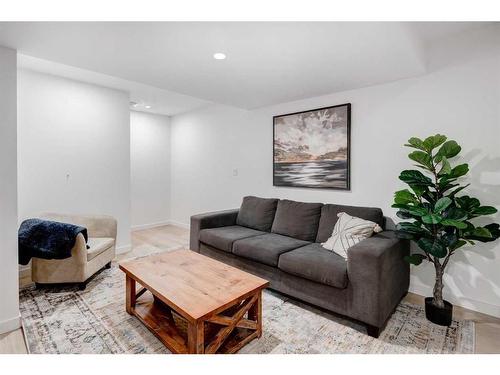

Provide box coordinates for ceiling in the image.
[18,54,211,116]
[0,22,494,114]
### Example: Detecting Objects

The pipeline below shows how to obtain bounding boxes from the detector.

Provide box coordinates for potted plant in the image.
[393,134,500,326]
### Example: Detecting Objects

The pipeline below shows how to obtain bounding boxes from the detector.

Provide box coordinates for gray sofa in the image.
[190,196,409,337]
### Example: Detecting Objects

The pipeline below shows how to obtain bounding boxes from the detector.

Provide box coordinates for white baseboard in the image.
[131,220,172,232]
[115,244,132,254]
[168,220,190,230]
[410,280,500,318]
[131,219,190,231]
[0,314,21,335]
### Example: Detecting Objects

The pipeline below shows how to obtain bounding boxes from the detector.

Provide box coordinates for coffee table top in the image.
[119,250,269,321]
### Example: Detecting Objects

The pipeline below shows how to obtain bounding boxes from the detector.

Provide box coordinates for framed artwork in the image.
[273,103,351,190]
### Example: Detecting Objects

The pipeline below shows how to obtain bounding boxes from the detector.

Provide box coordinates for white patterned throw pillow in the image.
[321,212,383,259]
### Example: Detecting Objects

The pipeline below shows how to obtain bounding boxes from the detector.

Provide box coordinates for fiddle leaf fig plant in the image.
[393,135,500,309]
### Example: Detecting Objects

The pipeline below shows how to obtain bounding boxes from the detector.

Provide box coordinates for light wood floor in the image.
[2,225,499,354]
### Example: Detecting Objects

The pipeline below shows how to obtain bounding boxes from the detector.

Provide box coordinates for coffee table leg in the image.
[248,291,262,338]
[126,275,136,315]
[187,320,204,354]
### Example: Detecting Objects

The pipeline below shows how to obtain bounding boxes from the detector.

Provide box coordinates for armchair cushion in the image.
[87,237,115,261]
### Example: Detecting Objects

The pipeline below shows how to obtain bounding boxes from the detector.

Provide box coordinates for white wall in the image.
[170,40,500,316]
[130,111,171,229]
[18,70,131,250]
[0,46,20,334]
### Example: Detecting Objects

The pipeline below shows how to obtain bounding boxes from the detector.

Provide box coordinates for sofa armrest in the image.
[347,231,410,327]
[189,209,239,251]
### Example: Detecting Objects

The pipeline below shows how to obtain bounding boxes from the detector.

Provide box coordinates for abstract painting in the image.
[273,103,351,189]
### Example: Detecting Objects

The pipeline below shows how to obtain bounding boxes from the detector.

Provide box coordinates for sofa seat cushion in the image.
[233,233,309,267]
[236,196,279,231]
[199,225,266,252]
[278,243,348,289]
[271,199,323,241]
[87,237,114,261]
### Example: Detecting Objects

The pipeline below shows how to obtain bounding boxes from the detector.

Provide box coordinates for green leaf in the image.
[484,224,500,241]
[456,196,481,213]
[438,175,457,185]
[462,221,475,232]
[394,189,418,205]
[435,140,461,161]
[408,151,433,169]
[417,237,447,258]
[421,193,438,207]
[422,213,442,224]
[438,157,452,176]
[423,134,447,152]
[442,233,458,247]
[404,137,426,151]
[448,184,469,197]
[434,197,452,213]
[399,170,433,187]
[463,225,494,242]
[397,222,427,234]
[441,219,468,229]
[396,222,429,241]
[472,206,498,216]
[449,163,469,179]
[409,184,427,197]
[470,227,493,239]
[449,240,467,251]
[404,254,427,266]
[392,204,428,216]
[441,184,461,195]
[444,206,468,221]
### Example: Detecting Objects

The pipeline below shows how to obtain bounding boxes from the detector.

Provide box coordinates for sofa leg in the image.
[366,324,381,338]
[78,282,87,291]
[105,262,112,269]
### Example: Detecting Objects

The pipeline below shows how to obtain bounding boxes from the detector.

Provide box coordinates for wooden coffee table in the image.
[119,249,269,354]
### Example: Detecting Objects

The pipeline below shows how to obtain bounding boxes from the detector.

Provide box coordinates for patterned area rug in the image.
[19,264,474,354]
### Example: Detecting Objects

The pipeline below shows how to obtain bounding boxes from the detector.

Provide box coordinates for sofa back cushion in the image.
[271,199,323,241]
[236,196,279,231]
[316,204,384,243]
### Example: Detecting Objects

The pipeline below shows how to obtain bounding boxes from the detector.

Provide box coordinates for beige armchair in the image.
[31,213,117,290]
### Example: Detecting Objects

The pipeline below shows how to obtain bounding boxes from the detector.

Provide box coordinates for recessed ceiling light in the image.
[145,105,151,109]
[213,53,226,60]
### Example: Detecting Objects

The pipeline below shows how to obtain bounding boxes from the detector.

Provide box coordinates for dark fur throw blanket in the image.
[18,218,89,265]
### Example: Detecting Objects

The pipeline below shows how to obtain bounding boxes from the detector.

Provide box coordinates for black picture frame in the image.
[273,103,351,190]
